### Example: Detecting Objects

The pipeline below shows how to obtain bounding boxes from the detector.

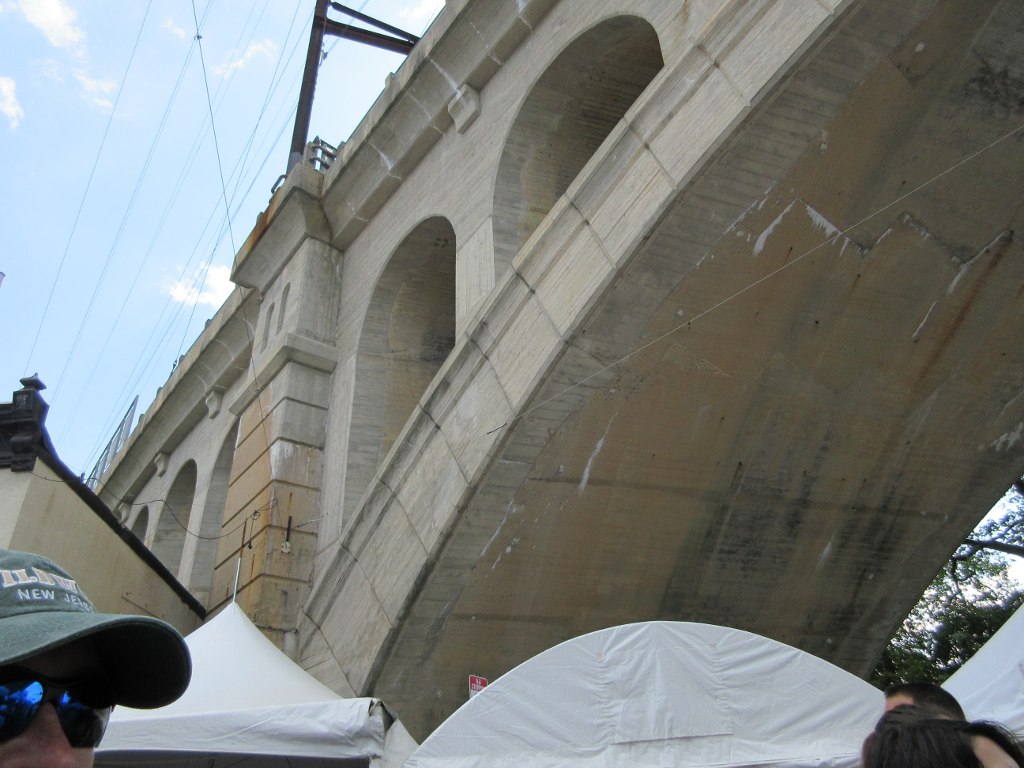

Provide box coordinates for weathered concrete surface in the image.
[301,0,1024,739]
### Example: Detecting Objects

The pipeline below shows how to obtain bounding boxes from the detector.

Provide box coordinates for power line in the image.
[79,93,304,474]
[24,0,156,376]
[191,0,237,256]
[73,3,310,466]
[53,39,203,430]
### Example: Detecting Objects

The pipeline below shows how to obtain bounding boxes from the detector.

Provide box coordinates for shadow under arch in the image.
[129,505,149,543]
[189,420,239,606]
[492,15,663,277]
[344,216,457,518]
[153,460,197,577]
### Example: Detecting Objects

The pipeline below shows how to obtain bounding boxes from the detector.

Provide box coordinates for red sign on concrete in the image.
[468,675,488,698]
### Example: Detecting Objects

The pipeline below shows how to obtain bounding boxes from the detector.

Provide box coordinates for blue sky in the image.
[0,0,443,475]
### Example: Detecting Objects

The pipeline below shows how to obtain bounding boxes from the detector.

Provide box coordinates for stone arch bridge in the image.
[98,0,1024,739]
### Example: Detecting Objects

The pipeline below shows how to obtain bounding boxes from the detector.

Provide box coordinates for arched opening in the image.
[261,304,275,351]
[130,506,149,542]
[153,460,197,577]
[492,16,663,276]
[189,422,239,606]
[277,283,290,333]
[344,217,457,516]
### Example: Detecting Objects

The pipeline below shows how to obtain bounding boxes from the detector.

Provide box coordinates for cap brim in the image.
[0,611,191,709]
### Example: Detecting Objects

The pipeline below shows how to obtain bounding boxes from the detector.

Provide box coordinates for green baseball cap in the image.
[0,548,191,709]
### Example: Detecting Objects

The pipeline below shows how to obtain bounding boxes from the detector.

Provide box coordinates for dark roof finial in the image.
[18,374,45,392]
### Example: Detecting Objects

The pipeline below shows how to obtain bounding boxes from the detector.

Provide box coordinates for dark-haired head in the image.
[864,706,1023,768]
[884,682,966,720]
[965,722,1024,768]
[864,706,981,768]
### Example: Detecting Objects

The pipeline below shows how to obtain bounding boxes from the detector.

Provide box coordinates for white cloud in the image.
[398,0,444,33]
[19,0,84,48]
[161,16,186,40]
[0,77,24,128]
[165,264,234,309]
[215,39,276,76]
[73,68,115,108]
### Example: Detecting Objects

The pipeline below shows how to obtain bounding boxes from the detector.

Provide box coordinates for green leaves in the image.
[870,488,1024,688]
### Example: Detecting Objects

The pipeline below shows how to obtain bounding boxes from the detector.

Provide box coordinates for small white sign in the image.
[468,675,488,698]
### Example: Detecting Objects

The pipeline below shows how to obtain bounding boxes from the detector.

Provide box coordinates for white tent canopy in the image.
[97,602,416,767]
[944,602,1024,735]
[406,622,883,768]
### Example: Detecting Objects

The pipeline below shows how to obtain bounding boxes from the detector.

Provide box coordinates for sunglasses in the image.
[0,669,115,748]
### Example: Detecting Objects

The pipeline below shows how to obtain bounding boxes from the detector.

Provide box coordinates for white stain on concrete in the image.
[579,415,616,495]
[817,532,836,570]
[803,203,841,240]
[429,58,459,92]
[999,389,1024,420]
[991,422,1024,452]
[948,232,1008,295]
[368,142,394,171]
[947,260,972,295]
[481,500,514,558]
[913,300,938,339]
[753,200,796,256]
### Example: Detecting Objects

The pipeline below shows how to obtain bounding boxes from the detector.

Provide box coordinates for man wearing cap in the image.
[0,548,191,767]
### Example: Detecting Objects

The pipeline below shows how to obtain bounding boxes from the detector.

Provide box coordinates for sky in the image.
[0,0,444,476]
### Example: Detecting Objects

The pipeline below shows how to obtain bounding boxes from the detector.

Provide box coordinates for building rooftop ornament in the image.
[0,375,56,472]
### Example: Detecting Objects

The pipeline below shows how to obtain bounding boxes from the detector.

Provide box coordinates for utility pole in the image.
[287,1,420,173]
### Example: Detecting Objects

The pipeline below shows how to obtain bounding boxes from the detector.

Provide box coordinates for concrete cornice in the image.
[231,164,329,293]
[228,332,340,418]
[97,288,259,506]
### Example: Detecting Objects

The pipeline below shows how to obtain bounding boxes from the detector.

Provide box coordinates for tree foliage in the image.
[871,485,1024,688]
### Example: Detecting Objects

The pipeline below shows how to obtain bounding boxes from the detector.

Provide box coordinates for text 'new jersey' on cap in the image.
[0,548,191,709]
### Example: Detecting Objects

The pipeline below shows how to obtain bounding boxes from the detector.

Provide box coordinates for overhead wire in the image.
[24,0,156,376]
[76,1,403,477]
[79,97,296,474]
[48,0,220,411]
[76,2,312,471]
[30,469,277,542]
[191,0,237,255]
[170,0,310,362]
[54,38,204,441]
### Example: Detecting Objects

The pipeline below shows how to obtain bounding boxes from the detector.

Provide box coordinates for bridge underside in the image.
[302,0,1024,739]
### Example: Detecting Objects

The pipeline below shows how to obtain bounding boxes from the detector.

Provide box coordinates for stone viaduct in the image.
[97,0,1024,739]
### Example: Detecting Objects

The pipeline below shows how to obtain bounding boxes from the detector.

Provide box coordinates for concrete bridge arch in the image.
[300,0,1024,739]
[345,216,457,518]
[491,14,664,276]
[152,459,197,577]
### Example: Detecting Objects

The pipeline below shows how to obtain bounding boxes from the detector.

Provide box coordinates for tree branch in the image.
[965,539,1024,558]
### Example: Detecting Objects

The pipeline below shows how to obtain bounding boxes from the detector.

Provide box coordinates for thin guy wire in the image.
[79,14,310,469]
[80,96,301,474]
[485,120,1024,435]
[55,41,203,436]
[327,117,1024,532]
[192,0,237,255]
[29,470,275,541]
[23,0,156,376]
